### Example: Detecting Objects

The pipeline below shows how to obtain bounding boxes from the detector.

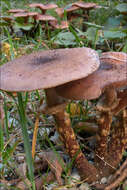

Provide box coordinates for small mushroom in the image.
[0,47,100,182]
[36,15,57,29]
[13,12,39,24]
[29,3,58,14]
[65,5,80,13]
[54,2,97,30]
[55,5,80,20]
[72,1,97,30]
[72,2,97,10]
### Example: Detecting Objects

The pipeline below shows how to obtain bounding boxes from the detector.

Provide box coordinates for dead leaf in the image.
[39,151,65,185]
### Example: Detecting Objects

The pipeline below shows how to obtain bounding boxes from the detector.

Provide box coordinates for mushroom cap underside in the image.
[0,47,100,92]
[55,52,127,100]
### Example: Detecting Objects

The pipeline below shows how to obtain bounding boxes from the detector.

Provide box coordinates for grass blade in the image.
[17,92,35,190]
[3,96,9,140]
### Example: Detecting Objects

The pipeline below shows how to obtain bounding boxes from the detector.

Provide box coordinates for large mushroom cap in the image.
[0,48,100,92]
[55,52,127,100]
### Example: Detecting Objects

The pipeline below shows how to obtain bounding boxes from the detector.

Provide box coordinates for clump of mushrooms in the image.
[0,48,127,186]
[55,1,97,30]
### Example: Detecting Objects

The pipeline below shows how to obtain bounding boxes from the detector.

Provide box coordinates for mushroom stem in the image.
[97,86,119,112]
[95,112,112,160]
[104,86,118,106]
[95,87,117,159]
[45,88,65,107]
[112,89,127,115]
[95,89,127,177]
[54,109,99,182]
[45,89,99,182]
[107,109,127,171]
[82,10,89,31]
[95,88,116,175]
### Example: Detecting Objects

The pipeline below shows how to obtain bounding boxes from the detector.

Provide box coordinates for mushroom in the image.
[72,2,97,30]
[0,48,100,92]
[72,2,97,10]
[55,2,97,30]
[13,12,39,24]
[55,51,127,177]
[35,15,57,30]
[29,3,58,14]
[0,47,100,182]
[55,5,80,21]
[55,52,127,101]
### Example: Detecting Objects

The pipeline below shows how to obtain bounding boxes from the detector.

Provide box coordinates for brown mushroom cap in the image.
[0,48,100,92]
[36,15,56,21]
[55,6,79,17]
[100,52,127,63]
[72,2,97,10]
[65,5,80,13]
[13,12,29,18]
[55,52,127,100]
[8,9,27,13]
[29,3,58,10]
[55,5,80,18]
[13,12,39,19]
[44,4,58,10]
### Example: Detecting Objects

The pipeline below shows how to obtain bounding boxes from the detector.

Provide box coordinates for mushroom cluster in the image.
[0,48,127,187]
[6,1,98,31]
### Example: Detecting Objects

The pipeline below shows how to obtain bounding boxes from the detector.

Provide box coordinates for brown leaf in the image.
[39,151,65,185]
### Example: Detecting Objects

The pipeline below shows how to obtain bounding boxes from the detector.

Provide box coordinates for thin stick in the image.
[32,114,39,159]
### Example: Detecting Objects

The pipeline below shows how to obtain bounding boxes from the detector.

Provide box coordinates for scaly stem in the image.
[45,88,99,182]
